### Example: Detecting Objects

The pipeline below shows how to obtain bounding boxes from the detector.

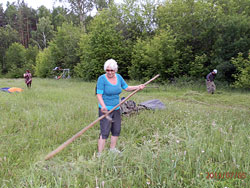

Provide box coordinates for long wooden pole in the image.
[45,74,160,160]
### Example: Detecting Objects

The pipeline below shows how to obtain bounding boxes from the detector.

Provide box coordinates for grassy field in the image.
[0,78,249,188]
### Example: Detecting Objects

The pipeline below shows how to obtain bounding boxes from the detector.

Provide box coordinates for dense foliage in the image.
[231,52,250,88]
[75,8,130,80]
[0,0,250,88]
[130,28,180,82]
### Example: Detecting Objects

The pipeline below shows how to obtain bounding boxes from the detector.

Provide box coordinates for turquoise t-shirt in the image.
[96,73,128,110]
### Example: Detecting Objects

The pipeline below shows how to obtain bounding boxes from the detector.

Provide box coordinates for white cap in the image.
[213,69,217,74]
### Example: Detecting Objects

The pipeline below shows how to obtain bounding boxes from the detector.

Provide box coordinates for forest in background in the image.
[0,0,250,88]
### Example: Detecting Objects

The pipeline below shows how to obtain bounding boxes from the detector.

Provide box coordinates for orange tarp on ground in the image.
[8,87,23,92]
[0,87,23,93]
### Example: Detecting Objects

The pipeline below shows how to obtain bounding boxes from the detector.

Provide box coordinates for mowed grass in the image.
[0,78,249,187]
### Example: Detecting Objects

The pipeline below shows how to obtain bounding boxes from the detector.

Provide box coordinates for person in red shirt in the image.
[23,70,32,88]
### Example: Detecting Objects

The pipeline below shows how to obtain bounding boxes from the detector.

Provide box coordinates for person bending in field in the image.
[24,70,32,88]
[96,59,145,157]
[206,69,217,94]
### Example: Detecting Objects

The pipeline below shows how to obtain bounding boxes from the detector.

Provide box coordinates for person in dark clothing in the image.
[206,69,217,94]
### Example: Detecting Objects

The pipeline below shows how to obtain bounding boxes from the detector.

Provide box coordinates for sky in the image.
[1,0,123,11]
[2,0,71,10]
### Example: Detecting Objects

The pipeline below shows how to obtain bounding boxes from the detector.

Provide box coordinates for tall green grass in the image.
[0,78,249,187]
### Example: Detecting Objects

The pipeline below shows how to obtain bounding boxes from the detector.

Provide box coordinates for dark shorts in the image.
[99,108,121,139]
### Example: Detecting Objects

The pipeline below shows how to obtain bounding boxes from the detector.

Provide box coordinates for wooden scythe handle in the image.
[45,74,160,160]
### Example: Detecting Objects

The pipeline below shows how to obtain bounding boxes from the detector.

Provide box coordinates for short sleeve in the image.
[118,74,128,90]
[96,75,104,94]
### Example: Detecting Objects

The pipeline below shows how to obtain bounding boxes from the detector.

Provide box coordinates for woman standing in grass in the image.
[96,59,145,156]
[23,70,32,88]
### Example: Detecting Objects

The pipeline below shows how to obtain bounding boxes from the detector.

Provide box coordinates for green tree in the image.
[4,2,18,29]
[188,54,209,78]
[155,0,250,81]
[30,17,54,49]
[0,25,19,73]
[156,0,214,75]
[16,1,37,48]
[49,22,82,75]
[212,14,250,62]
[94,0,112,11]
[5,2,38,48]
[24,45,39,74]
[75,9,129,80]
[51,6,68,31]
[231,52,250,89]
[35,47,55,77]
[59,0,94,30]
[129,28,180,81]
[36,5,51,19]
[5,42,26,77]
[118,0,157,41]
[0,4,7,27]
